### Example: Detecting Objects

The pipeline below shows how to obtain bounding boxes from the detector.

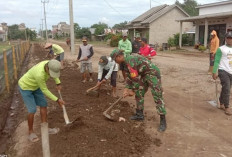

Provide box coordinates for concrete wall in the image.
[149,7,192,45]
[199,3,232,15]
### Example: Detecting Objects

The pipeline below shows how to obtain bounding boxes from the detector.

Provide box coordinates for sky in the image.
[0,0,225,32]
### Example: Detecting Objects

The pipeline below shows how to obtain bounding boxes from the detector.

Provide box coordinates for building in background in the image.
[0,23,8,42]
[178,0,232,48]
[127,4,192,46]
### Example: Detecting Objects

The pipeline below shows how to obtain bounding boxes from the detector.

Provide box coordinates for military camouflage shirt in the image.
[124,54,160,89]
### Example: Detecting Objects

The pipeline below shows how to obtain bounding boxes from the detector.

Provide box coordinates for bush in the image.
[172,33,189,46]
[110,35,120,47]
[198,45,207,52]
[168,37,175,47]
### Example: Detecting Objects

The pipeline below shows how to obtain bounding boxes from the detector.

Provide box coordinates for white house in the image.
[177,0,232,48]
[127,4,193,46]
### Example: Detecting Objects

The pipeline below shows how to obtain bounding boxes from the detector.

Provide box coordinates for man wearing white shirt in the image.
[97,56,118,97]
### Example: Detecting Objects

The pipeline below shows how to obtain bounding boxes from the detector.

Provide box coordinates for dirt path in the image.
[6,41,232,157]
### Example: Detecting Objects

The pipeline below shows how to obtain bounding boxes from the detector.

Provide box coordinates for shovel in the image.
[58,90,78,125]
[103,97,123,120]
[208,80,220,108]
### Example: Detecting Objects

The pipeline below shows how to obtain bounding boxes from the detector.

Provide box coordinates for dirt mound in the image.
[22,43,156,156]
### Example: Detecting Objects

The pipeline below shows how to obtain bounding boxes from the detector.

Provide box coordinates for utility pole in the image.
[41,19,44,39]
[40,24,42,38]
[69,0,75,55]
[150,0,151,9]
[41,0,49,42]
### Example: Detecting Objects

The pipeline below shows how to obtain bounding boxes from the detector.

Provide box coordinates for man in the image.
[77,36,94,83]
[139,38,156,60]
[132,33,141,53]
[110,49,167,132]
[96,56,118,97]
[212,31,232,115]
[66,38,71,50]
[44,43,65,69]
[18,59,65,142]
[209,30,219,74]
[118,32,132,83]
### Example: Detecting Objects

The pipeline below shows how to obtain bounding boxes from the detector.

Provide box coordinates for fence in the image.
[0,41,30,94]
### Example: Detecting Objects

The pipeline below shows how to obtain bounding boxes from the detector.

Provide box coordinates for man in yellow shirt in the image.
[209,30,219,74]
[45,43,65,69]
[18,59,65,142]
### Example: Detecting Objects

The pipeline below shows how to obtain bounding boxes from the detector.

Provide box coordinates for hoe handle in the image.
[104,97,123,114]
[58,90,70,124]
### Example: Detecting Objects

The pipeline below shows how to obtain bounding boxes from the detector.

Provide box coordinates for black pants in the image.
[100,69,117,87]
[218,70,232,107]
[209,53,214,66]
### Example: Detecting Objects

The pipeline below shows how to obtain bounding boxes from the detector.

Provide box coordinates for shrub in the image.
[168,37,175,47]
[110,35,120,47]
[198,45,207,52]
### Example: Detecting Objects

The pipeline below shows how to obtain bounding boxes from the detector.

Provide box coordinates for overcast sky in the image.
[0,0,224,31]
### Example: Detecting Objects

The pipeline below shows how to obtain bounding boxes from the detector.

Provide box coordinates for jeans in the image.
[218,70,232,107]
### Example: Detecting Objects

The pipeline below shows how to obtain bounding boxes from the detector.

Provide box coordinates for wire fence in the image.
[0,41,30,94]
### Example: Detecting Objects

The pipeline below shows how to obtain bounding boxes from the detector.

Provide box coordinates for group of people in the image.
[18,32,166,142]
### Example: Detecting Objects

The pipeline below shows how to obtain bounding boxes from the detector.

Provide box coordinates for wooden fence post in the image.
[3,50,10,93]
[20,43,23,64]
[12,45,17,80]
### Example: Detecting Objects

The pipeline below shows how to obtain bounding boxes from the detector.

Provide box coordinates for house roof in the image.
[128,4,189,28]
[196,0,232,9]
[141,4,189,24]
[131,4,167,23]
[177,11,232,22]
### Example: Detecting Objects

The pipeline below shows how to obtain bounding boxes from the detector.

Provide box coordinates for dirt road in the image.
[5,41,232,157]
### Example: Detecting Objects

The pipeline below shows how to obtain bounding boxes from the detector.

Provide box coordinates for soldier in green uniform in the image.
[110,49,167,132]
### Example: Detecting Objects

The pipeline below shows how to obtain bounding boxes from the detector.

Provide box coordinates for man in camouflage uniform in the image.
[110,49,167,132]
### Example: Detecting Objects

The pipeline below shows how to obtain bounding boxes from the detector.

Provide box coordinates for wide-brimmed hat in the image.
[44,43,52,49]
[98,56,108,66]
[48,59,61,78]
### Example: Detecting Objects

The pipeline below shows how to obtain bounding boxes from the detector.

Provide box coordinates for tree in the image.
[76,27,91,39]
[74,23,80,33]
[175,0,199,16]
[26,28,37,40]
[91,22,108,36]
[112,21,128,30]
[8,24,24,40]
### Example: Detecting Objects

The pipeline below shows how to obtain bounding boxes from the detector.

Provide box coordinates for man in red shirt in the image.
[139,38,156,60]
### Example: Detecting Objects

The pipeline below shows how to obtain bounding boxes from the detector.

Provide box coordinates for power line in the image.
[103,0,127,21]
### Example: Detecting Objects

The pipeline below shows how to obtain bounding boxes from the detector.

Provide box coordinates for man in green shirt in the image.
[118,32,132,83]
[212,31,232,115]
[18,59,65,142]
[45,43,65,69]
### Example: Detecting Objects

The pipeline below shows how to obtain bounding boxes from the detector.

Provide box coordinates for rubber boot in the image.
[130,109,144,121]
[158,115,166,132]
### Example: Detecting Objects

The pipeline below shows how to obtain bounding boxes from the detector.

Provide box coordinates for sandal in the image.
[48,128,60,134]
[28,133,39,142]
[217,105,225,110]
[225,108,232,116]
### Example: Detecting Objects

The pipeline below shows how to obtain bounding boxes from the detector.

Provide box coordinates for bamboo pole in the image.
[12,45,17,80]
[3,50,10,93]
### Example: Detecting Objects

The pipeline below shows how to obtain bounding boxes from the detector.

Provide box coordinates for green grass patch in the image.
[0,42,11,54]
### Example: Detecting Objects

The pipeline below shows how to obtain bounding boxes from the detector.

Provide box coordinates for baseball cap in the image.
[82,36,88,42]
[98,56,108,66]
[44,43,52,49]
[122,32,128,37]
[48,59,61,78]
[110,49,120,60]
[225,31,232,38]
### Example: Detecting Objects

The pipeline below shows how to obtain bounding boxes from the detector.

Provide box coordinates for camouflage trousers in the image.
[133,74,166,115]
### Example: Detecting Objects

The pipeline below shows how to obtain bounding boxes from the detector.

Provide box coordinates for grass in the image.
[0,42,11,54]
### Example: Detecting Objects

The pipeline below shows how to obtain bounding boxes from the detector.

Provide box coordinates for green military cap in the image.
[110,49,120,60]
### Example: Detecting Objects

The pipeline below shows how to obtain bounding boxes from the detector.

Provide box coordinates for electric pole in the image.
[41,0,49,42]
[69,0,75,55]
[41,19,44,39]
[150,0,151,9]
